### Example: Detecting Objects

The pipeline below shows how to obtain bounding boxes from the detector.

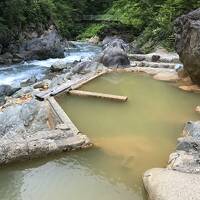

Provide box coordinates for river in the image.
[0,42,101,86]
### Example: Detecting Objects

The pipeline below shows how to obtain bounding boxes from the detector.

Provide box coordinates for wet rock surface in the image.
[174,8,200,85]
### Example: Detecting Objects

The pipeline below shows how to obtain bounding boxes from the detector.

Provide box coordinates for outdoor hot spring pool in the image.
[1,72,200,200]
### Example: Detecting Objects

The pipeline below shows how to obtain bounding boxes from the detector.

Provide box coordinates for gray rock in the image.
[143,168,200,200]
[174,8,200,85]
[50,61,70,72]
[0,99,90,164]
[0,99,49,139]
[128,41,143,54]
[168,151,200,174]
[0,53,13,65]
[20,26,64,61]
[99,37,130,68]
[71,61,104,74]
[153,71,180,82]
[152,55,161,62]
[0,96,6,106]
[177,136,200,152]
[99,47,130,67]
[102,36,129,52]
[0,44,2,54]
[0,129,89,164]
[50,73,71,88]
[20,76,37,87]
[0,85,20,97]
[183,121,200,139]
[88,36,100,44]
[12,86,33,98]
[33,79,51,89]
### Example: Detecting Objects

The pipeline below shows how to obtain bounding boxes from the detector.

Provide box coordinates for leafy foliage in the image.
[105,0,200,51]
[0,0,200,51]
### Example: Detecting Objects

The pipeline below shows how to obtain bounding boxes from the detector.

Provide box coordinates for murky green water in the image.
[1,72,200,200]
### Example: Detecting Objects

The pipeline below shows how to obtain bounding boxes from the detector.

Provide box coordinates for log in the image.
[69,90,128,102]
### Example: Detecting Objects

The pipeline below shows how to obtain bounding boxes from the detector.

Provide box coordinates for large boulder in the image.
[99,37,130,68]
[99,47,130,67]
[20,26,64,61]
[167,121,200,174]
[174,8,200,84]
[50,61,71,72]
[0,99,90,164]
[143,168,200,200]
[71,61,104,74]
[0,99,50,138]
[102,36,129,52]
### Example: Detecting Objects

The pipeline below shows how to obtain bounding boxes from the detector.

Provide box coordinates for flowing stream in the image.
[0,42,101,86]
[0,44,200,200]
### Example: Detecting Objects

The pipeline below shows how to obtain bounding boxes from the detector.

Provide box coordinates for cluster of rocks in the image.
[143,121,200,200]
[0,25,65,65]
[129,48,180,64]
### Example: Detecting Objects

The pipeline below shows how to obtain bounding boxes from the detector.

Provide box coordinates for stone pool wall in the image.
[143,121,200,200]
[0,98,90,165]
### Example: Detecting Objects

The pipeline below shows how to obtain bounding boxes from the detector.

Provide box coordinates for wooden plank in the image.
[35,90,52,100]
[48,97,80,134]
[71,71,107,90]
[50,84,72,96]
[69,90,128,102]
[35,71,107,100]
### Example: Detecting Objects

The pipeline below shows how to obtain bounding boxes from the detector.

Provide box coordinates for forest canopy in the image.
[0,0,200,51]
